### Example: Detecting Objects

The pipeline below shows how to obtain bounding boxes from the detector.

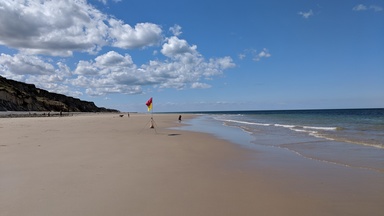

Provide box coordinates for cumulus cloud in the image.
[0,53,55,75]
[161,36,198,58]
[70,51,143,95]
[298,10,314,19]
[109,21,163,49]
[69,38,234,95]
[0,0,162,56]
[0,0,110,56]
[0,53,81,96]
[254,48,271,61]
[0,44,234,97]
[95,51,134,67]
[0,0,235,97]
[170,25,183,36]
[28,76,83,97]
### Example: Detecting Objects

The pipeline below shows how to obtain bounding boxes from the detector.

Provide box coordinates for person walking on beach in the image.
[178,115,182,122]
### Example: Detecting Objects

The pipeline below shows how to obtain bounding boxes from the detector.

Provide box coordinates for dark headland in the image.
[0,75,119,114]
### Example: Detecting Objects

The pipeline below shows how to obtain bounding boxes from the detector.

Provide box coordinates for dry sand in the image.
[0,113,383,216]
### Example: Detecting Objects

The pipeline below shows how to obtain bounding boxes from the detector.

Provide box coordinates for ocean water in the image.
[177,109,384,173]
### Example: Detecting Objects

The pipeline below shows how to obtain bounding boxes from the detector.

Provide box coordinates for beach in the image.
[0,113,383,216]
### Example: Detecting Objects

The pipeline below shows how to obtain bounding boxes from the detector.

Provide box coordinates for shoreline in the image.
[0,111,122,118]
[1,113,383,216]
[178,115,384,173]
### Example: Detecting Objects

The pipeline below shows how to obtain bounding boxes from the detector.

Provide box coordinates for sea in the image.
[175,108,384,173]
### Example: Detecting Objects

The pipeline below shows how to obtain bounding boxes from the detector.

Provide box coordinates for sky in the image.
[0,0,383,112]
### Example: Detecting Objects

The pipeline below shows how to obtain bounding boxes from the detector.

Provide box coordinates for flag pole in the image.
[142,97,157,132]
[150,97,154,129]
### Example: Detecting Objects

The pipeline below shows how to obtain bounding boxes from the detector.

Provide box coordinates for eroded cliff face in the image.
[0,76,118,112]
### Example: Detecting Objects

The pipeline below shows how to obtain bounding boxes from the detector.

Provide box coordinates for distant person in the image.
[127,112,130,117]
[178,115,182,122]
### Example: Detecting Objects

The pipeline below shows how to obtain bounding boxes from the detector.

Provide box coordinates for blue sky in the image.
[0,0,383,112]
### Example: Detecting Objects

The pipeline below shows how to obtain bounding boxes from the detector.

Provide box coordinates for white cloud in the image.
[0,0,110,56]
[69,38,234,94]
[0,1,235,97]
[191,82,211,89]
[95,51,134,67]
[109,21,163,49]
[85,85,142,96]
[74,60,100,76]
[0,53,55,75]
[238,53,246,60]
[0,46,233,96]
[0,0,162,56]
[98,0,121,5]
[258,49,271,58]
[298,10,314,19]
[238,48,271,62]
[0,53,83,96]
[253,48,271,62]
[28,77,83,97]
[170,25,183,36]
[353,4,383,12]
[353,4,368,11]
[0,41,235,96]
[70,52,145,95]
[161,36,198,58]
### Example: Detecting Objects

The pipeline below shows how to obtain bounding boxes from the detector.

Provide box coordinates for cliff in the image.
[0,76,119,112]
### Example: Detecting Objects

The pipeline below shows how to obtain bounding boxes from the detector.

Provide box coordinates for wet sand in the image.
[0,113,383,216]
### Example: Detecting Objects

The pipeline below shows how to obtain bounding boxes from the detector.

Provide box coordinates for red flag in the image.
[146,97,153,111]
